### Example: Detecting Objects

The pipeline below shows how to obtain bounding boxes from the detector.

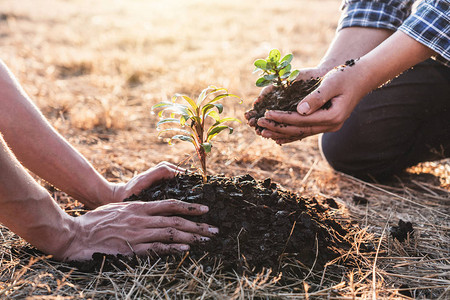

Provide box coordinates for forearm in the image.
[0,134,74,260]
[0,61,113,208]
[357,30,436,92]
[318,27,394,71]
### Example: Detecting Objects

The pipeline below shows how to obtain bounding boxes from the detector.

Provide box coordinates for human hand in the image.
[245,67,329,132]
[58,200,217,261]
[257,62,372,144]
[102,161,183,207]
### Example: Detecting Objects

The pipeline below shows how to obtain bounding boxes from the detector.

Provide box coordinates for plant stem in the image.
[198,146,207,182]
[276,70,283,87]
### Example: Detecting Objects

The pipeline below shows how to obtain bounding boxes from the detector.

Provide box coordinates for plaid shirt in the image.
[338,0,450,67]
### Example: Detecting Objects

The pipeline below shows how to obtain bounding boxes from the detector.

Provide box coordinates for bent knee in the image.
[320,132,357,174]
[319,133,398,180]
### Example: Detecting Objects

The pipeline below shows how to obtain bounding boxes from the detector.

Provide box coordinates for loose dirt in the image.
[119,174,354,276]
[245,78,330,133]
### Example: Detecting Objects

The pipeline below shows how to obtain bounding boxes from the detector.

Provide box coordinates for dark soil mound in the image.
[124,173,352,275]
[245,78,330,133]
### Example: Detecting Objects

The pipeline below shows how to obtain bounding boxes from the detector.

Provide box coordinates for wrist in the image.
[317,59,339,74]
[77,177,116,209]
[45,214,77,261]
[12,193,78,261]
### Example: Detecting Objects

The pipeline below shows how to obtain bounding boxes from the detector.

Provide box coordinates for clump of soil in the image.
[353,195,369,205]
[390,220,414,242]
[245,78,325,133]
[122,173,353,276]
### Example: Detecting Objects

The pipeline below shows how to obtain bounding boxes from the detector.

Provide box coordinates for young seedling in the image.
[152,86,241,182]
[254,49,300,88]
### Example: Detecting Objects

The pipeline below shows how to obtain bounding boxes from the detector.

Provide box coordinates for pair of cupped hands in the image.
[245,63,371,144]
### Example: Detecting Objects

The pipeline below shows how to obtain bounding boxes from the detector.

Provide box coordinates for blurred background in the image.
[0,0,347,192]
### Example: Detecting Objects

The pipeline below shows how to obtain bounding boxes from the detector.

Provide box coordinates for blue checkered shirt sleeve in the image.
[338,0,450,66]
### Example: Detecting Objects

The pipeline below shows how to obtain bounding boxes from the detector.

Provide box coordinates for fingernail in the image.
[208,227,219,234]
[264,111,272,118]
[200,205,209,212]
[297,102,310,115]
[201,236,210,242]
[180,245,189,251]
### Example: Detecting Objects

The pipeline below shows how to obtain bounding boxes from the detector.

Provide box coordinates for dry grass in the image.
[0,0,449,298]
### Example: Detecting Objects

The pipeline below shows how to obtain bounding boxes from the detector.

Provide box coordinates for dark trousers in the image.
[320,59,450,180]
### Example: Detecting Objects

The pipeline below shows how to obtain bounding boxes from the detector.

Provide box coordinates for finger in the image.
[247,117,257,127]
[244,109,257,121]
[130,163,183,194]
[148,216,218,237]
[296,77,339,115]
[144,199,209,216]
[258,118,331,138]
[154,161,186,173]
[133,243,190,256]
[150,161,185,176]
[139,227,210,244]
[264,109,336,127]
[275,137,300,145]
[261,125,330,140]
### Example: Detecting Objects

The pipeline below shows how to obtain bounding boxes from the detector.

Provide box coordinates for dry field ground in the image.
[0,0,449,298]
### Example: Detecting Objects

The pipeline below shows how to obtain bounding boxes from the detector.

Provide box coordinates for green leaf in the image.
[253,67,262,74]
[180,114,190,126]
[206,125,234,142]
[197,85,227,105]
[156,118,181,128]
[157,128,192,137]
[205,110,220,121]
[201,143,212,153]
[217,117,241,124]
[155,103,191,118]
[207,93,241,105]
[288,69,300,81]
[280,53,293,64]
[152,101,173,110]
[169,134,194,145]
[173,94,198,111]
[266,61,277,70]
[268,49,281,63]
[280,71,291,79]
[202,103,223,117]
[263,74,277,81]
[254,59,268,70]
[256,77,272,87]
[279,64,291,76]
[279,60,290,69]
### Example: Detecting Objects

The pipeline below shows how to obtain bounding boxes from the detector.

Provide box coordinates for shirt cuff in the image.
[338,1,413,32]
[398,1,450,66]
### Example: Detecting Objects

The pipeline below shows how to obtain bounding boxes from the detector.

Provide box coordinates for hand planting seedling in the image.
[152,85,241,181]
[246,49,330,136]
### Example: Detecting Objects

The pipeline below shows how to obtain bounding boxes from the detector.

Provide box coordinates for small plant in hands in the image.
[254,49,300,89]
[246,49,328,134]
[152,85,241,182]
